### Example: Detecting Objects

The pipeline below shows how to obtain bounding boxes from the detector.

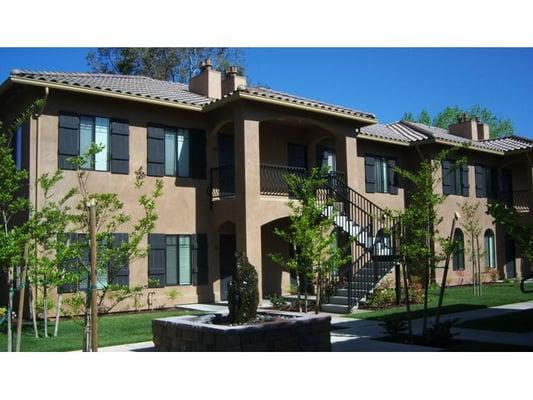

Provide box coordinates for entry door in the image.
[219,234,236,301]
[218,135,235,195]
[504,234,516,279]
[317,146,336,172]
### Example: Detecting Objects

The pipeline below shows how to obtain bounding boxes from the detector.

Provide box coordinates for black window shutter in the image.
[147,125,165,177]
[489,167,499,198]
[461,164,470,197]
[110,120,130,174]
[189,129,207,179]
[148,234,166,286]
[193,234,208,286]
[58,113,79,170]
[441,160,453,195]
[365,155,376,193]
[58,233,79,293]
[387,158,398,195]
[111,233,129,286]
[475,165,486,198]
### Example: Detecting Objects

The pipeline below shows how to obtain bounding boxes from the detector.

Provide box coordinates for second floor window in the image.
[365,155,398,194]
[475,165,498,198]
[442,159,469,196]
[80,116,110,171]
[165,128,190,177]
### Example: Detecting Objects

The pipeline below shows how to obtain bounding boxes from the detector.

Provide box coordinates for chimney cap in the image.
[199,58,213,71]
[226,66,239,75]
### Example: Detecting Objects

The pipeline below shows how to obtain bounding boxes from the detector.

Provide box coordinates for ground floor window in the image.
[453,228,465,271]
[165,235,192,286]
[484,229,496,268]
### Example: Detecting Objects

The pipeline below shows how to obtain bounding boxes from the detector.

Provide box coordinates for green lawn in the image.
[458,308,533,333]
[0,309,200,352]
[348,282,533,321]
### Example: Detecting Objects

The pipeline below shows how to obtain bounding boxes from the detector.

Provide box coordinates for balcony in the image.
[498,190,532,213]
[209,164,346,201]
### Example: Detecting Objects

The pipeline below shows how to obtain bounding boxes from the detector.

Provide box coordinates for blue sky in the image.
[1,48,532,137]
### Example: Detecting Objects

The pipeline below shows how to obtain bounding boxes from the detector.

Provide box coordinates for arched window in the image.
[484,229,496,268]
[452,228,465,271]
[375,229,393,256]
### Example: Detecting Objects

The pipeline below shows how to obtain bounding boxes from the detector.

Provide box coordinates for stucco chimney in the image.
[188,58,222,99]
[476,122,490,140]
[448,114,483,141]
[221,66,247,96]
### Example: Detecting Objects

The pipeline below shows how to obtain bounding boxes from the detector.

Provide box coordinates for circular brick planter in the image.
[152,310,331,351]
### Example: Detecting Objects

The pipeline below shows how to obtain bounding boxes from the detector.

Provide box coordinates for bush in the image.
[269,294,287,310]
[228,252,259,324]
[426,318,459,346]
[380,316,408,339]
[366,288,396,309]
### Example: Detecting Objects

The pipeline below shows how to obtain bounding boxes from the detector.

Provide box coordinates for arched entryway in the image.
[261,217,293,297]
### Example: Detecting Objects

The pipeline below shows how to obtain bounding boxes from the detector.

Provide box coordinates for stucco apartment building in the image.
[1,62,532,313]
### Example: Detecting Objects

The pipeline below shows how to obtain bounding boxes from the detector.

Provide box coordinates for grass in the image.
[348,281,533,321]
[0,309,200,352]
[458,308,533,333]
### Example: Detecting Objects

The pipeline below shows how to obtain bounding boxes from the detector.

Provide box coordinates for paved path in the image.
[94,300,533,352]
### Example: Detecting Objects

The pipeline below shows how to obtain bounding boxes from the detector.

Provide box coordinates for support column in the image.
[233,107,263,300]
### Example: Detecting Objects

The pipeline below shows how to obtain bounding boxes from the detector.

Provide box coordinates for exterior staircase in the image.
[318,174,398,313]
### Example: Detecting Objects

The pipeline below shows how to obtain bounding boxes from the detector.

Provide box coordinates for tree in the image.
[270,167,352,313]
[0,99,44,352]
[87,48,245,83]
[403,105,513,138]
[459,202,484,295]
[392,147,465,338]
[65,144,163,351]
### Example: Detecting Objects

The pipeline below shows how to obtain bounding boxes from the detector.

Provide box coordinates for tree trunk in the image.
[6,267,13,352]
[83,288,91,352]
[43,284,48,338]
[315,269,321,314]
[15,244,29,352]
[421,262,430,338]
[435,217,457,326]
[54,293,62,337]
[402,263,413,343]
[30,285,38,338]
[304,273,308,313]
[296,273,302,313]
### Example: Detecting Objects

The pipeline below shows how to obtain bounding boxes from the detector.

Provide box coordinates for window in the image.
[74,115,110,171]
[442,160,469,196]
[452,228,465,271]
[365,155,398,194]
[164,128,190,177]
[14,126,22,170]
[165,234,192,286]
[475,165,498,198]
[484,229,496,268]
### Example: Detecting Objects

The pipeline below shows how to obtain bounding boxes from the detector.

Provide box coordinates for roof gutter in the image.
[356,133,411,146]
[9,77,204,112]
[203,91,378,125]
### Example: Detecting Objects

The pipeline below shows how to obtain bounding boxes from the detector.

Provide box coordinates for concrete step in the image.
[328,295,348,305]
[321,303,349,314]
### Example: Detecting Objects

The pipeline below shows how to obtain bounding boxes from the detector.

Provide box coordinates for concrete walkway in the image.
[94,300,533,352]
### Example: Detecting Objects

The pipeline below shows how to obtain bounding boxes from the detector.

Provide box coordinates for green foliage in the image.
[269,294,287,310]
[426,318,459,346]
[165,288,181,302]
[87,48,245,83]
[228,252,259,324]
[270,167,352,308]
[403,105,513,138]
[488,202,533,263]
[366,288,397,309]
[379,316,408,339]
[147,278,162,289]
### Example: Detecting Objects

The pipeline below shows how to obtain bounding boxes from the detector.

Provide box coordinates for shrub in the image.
[426,318,459,346]
[407,283,424,304]
[148,278,162,288]
[228,252,259,324]
[380,316,408,339]
[269,294,287,310]
[166,288,181,302]
[366,288,396,309]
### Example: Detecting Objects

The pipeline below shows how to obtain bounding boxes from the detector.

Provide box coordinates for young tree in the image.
[87,48,245,83]
[0,99,44,351]
[459,202,484,295]
[66,145,163,351]
[392,147,466,337]
[270,167,351,313]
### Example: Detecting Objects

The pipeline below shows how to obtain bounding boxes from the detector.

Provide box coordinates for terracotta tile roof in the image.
[360,120,533,153]
[10,69,212,106]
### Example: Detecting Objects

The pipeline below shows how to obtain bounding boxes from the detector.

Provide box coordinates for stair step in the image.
[321,303,349,314]
[328,295,348,305]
